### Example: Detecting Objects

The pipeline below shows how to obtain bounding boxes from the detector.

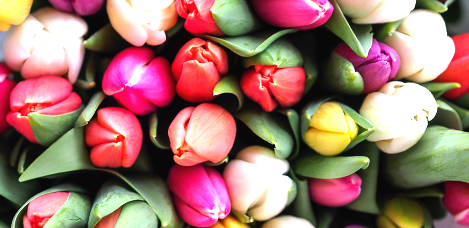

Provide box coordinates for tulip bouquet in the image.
[2,0,469,228]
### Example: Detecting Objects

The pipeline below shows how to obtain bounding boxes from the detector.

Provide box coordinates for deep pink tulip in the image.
[7,76,82,144]
[0,63,16,133]
[102,47,176,116]
[23,192,69,228]
[168,164,231,227]
[443,181,469,226]
[168,103,236,166]
[250,0,333,30]
[85,107,143,168]
[308,173,362,207]
[171,38,228,103]
[175,0,225,36]
[48,0,105,16]
[240,65,305,112]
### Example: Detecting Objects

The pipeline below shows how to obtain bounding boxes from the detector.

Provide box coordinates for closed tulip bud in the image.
[384,9,455,83]
[85,107,143,168]
[377,197,424,228]
[223,146,296,221]
[443,181,469,226]
[176,0,224,36]
[0,63,16,133]
[7,76,82,145]
[261,215,315,228]
[102,47,175,116]
[3,7,87,84]
[250,0,333,30]
[209,215,249,228]
[336,0,415,24]
[308,173,362,207]
[168,103,236,166]
[171,38,228,103]
[48,0,105,16]
[359,81,437,154]
[168,164,231,227]
[0,0,33,31]
[107,0,178,46]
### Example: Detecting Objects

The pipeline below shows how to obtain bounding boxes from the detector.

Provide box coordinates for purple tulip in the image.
[335,39,400,94]
[48,0,105,16]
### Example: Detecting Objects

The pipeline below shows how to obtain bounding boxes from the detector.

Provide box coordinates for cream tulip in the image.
[261,216,315,228]
[336,0,416,24]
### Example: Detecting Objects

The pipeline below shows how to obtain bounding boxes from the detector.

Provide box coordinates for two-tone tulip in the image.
[336,0,415,24]
[168,164,231,227]
[308,173,362,207]
[261,216,315,228]
[102,47,175,116]
[0,63,16,133]
[359,81,437,154]
[85,107,143,168]
[376,197,424,228]
[171,38,228,103]
[3,7,87,84]
[223,146,296,221]
[443,181,469,226]
[48,0,105,16]
[0,0,33,31]
[107,0,178,46]
[384,9,455,83]
[168,103,236,166]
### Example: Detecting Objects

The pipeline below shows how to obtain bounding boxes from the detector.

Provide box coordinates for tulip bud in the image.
[85,107,143,168]
[250,0,333,30]
[48,0,105,16]
[261,215,315,228]
[3,7,87,84]
[376,197,424,228]
[168,164,231,227]
[308,173,362,207]
[168,103,236,166]
[359,81,437,154]
[443,181,469,226]
[102,47,176,116]
[0,63,16,133]
[0,0,33,31]
[384,9,455,83]
[176,0,224,36]
[223,146,296,221]
[171,38,228,103]
[7,75,82,145]
[209,215,249,228]
[336,0,416,24]
[107,0,178,46]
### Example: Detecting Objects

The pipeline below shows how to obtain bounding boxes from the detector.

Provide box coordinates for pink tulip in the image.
[168,103,236,166]
[102,47,176,116]
[85,107,143,168]
[308,173,362,207]
[250,0,333,30]
[168,164,231,227]
[0,63,16,133]
[171,38,228,103]
[443,181,469,226]
[48,0,105,16]
[23,192,69,228]
[175,0,225,36]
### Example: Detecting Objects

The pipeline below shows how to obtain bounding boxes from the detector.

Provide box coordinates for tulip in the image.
[359,81,437,154]
[384,9,455,83]
[0,63,16,133]
[102,47,175,116]
[168,103,236,166]
[3,7,87,84]
[171,38,228,103]
[167,164,231,227]
[304,102,358,156]
[223,146,296,221]
[85,107,143,168]
[250,0,333,30]
[209,215,249,228]
[443,181,469,226]
[175,0,224,36]
[48,0,105,16]
[107,0,178,46]
[376,197,424,228]
[336,0,416,24]
[7,75,82,145]
[308,173,362,207]
[261,215,315,228]
[0,0,33,31]
[240,65,306,112]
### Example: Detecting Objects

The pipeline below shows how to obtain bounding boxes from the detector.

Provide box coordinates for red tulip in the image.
[443,181,469,226]
[240,65,306,112]
[0,63,16,133]
[175,0,225,36]
[85,107,143,168]
[308,173,362,207]
[23,192,69,228]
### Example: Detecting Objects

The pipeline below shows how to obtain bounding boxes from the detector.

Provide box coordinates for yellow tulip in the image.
[0,0,33,31]
[377,197,424,228]
[209,215,249,228]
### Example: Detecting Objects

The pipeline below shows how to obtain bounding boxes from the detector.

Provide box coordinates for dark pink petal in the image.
[112,88,157,116]
[308,174,362,207]
[0,78,16,133]
[36,92,82,115]
[444,181,469,215]
[172,195,218,227]
[356,61,391,93]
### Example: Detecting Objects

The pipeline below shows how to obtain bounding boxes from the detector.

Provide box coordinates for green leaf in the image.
[243,38,303,68]
[45,192,91,228]
[84,23,131,53]
[420,197,447,220]
[303,51,318,95]
[231,210,254,223]
[324,0,373,58]
[417,0,454,13]
[444,100,469,130]
[76,53,99,90]
[204,156,229,166]
[420,82,460,99]
[201,29,297,57]
[277,109,300,160]
[149,112,170,149]
[17,146,31,175]
[452,92,469,110]
[398,185,444,198]
[292,152,370,179]
[0,220,8,228]
[323,52,364,95]
[316,207,338,228]
[384,126,469,189]
[287,171,316,226]
[234,103,294,159]
[423,207,433,228]
[115,201,159,228]
[166,18,185,38]
[430,100,462,130]
[211,0,262,36]
[29,106,84,146]
[375,20,403,42]
[75,92,106,127]
[213,75,245,111]
[9,137,24,167]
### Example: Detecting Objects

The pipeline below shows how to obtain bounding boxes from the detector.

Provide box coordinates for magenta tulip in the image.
[443,181,469,226]
[308,173,362,207]
[0,63,16,133]
[48,0,105,16]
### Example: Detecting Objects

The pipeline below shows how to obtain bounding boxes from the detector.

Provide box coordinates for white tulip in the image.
[385,9,455,83]
[261,215,315,228]
[3,7,87,84]
[359,81,437,154]
[336,0,416,24]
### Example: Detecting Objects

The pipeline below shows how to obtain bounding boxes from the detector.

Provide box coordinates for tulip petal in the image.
[85,118,121,147]
[171,38,207,80]
[308,174,362,207]
[375,116,428,154]
[173,195,218,227]
[356,61,391,93]
[236,146,289,176]
[62,36,86,83]
[336,0,380,19]
[269,67,305,108]
[6,112,37,143]
[455,209,469,226]
[90,142,124,168]
[72,0,106,16]
[33,7,88,37]
[248,175,291,221]
[36,93,82,116]
[0,79,16,133]
[26,192,70,222]
[352,0,416,24]
[205,166,231,219]
[142,24,166,46]
[174,151,209,166]
[168,106,195,157]
[107,0,147,46]
[385,32,426,80]
[112,87,158,116]
[240,69,278,112]
[177,61,219,102]
[304,128,351,156]
[48,0,74,13]
[310,102,349,134]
